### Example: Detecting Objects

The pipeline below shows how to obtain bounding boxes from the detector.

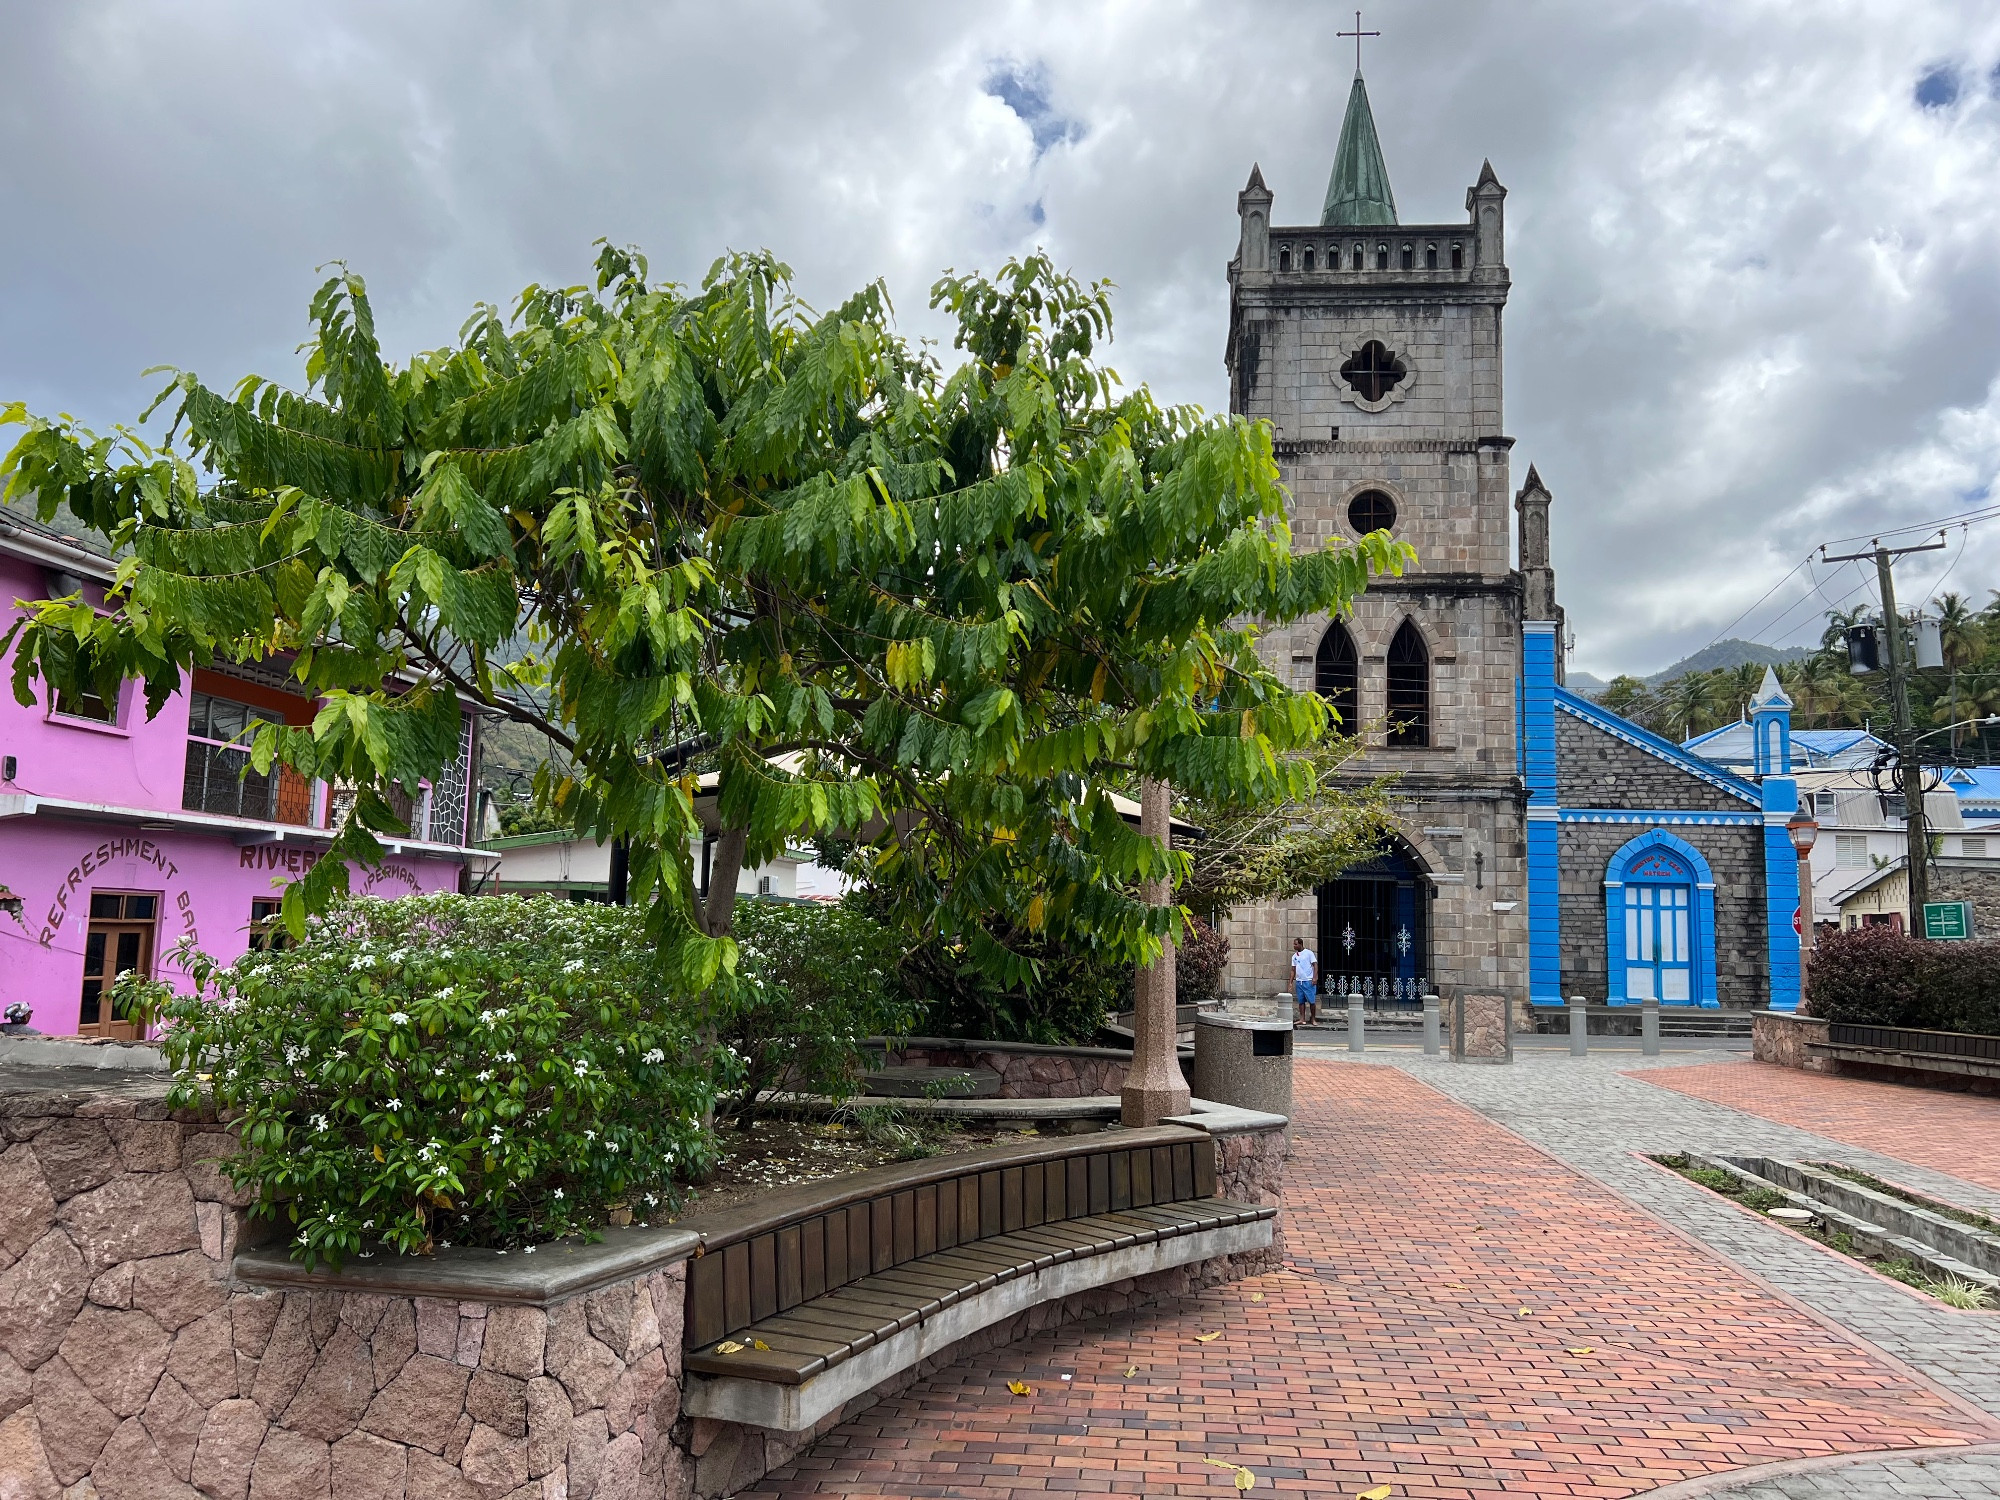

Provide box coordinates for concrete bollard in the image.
[1347,994,1365,1053]
[1422,993,1441,1056]
[1642,996,1661,1056]
[1568,994,1589,1057]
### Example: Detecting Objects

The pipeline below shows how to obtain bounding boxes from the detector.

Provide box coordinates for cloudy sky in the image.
[5,0,2000,677]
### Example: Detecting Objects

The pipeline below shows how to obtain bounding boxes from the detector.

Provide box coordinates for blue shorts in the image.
[1294,980,1318,1005]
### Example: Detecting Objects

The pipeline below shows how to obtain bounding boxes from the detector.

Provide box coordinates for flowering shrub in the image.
[719,898,916,1125]
[159,895,721,1267]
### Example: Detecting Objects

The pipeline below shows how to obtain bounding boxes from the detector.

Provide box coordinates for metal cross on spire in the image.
[1337,9,1380,74]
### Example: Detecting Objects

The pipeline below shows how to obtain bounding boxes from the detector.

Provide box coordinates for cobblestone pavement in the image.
[1629,1061,2000,1199]
[746,1060,1992,1498]
[1669,1446,2000,1497]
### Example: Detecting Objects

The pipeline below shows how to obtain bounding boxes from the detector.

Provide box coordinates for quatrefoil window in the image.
[1341,340,1407,403]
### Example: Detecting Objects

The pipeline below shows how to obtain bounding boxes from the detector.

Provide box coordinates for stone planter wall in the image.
[0,1072,1286,1500]
[878,1038,1132,1099]
[1752,1010,1831,1071]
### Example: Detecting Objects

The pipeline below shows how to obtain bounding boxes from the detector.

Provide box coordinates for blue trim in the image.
[1762,776,1802,1012]
[1556,688,1763,805]
[1559,809,1761,826]
[1603,828,1719,1008]
[1524,624,1561,1005]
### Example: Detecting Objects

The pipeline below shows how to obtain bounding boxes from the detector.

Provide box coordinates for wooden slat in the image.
[1193,1139,1217,1200]
[1091,1211,1165,1249]
[915,1184,938,1257]
[731,1321,852,1359]
[980,1170,1003,1238]
[919,1244,1023,1294]
[772,1303,887,1351]
[1021,1162,1045,1228]
[851,1202,873,1280]
[776,1224,804,1311]
[1066,1159,1088,1223]
[1109,1151,1132,1211]
[684,1345,823,1384]
[892,1190,916,1266]
[1151,1146,1175,1205]
[814,1286,923,1337]
[1131,1147,1154,1208]
[749,1234,779,1322]
[1000,1166,1024,1233]
[1088,1153,1111,1215]
[802,1215,827,1302]
[1005,1226,1085,1267]
[1012,1218,1111,1255]
[824,1207,850,1290]
[937,1178,960,1251]
[689,1251,727,1348]
[958,1173,982,1245]
[1171,1143,1195,1202]
[723,1242,753,1334]
[1044,1158,1067,1223]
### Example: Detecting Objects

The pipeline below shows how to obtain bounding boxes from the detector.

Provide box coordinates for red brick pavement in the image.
[1632,1061,2000,1194]
[744,1061,1992,1498]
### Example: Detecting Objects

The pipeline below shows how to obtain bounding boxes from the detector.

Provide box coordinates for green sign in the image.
[1923,901,1976,941]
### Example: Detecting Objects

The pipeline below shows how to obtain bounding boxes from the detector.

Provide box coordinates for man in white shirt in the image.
[1291,938,1319,1026]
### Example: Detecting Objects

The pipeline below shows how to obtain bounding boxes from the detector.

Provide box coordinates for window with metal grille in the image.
[1315,622,1359,731]
[182,692,281,819]
[1347,489,1397,534]
[1386,620,1430,747]
[1340,341,1406,403]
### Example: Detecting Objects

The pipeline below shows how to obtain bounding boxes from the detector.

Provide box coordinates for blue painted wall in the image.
[1523,623,1561,1005]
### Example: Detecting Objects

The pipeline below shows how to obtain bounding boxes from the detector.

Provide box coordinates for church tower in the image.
[1222,67,1531,1009]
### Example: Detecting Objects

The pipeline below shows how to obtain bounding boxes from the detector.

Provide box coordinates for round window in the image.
[1348,490,1397,534]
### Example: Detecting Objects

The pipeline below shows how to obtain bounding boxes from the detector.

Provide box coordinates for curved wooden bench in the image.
[677,1123,1275,1431]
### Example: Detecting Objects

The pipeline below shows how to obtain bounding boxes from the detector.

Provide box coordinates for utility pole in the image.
[1822,534,1946,933]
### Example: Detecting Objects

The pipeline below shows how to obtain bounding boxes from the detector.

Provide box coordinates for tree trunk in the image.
[1121,777,1191,1125]
[701,826,748,937]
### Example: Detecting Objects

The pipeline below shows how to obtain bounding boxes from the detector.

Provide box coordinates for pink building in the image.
[1,512,489,1036]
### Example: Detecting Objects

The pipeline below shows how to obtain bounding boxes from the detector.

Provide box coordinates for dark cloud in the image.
[5,0,2000,677]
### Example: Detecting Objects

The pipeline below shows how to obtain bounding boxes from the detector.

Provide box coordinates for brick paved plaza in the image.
[745,1055,2000,1498]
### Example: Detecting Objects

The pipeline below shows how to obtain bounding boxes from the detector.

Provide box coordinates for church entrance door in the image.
[1317,847,1429,1004]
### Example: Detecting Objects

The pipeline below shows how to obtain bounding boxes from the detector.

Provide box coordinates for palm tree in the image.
[1936,592,1983,668]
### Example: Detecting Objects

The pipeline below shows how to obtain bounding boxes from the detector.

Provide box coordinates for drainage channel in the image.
[1659,1151,2000,1308]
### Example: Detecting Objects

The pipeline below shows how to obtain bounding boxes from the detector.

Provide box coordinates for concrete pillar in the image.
[1122,778,1191,1125]
[1567,994,1589,1057]
[1347,995,1365,1053]
[1422,993,1441,1055]
[1642,996,1661,1057]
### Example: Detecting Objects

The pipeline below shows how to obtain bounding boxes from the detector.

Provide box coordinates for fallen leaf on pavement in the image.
[750,1339,771,1351]
[1007,1380,1031,1396]
[1194,1331,1223,1342]
[1202,1457,1256,1490]
[1358,1486,1393,1500]
[1566,1347,1595,1355]
[1124,1365,1139,1377]
[1516,1308,1531,1317]
[1250,1291,1264,1302]
[714,1341,744,1355]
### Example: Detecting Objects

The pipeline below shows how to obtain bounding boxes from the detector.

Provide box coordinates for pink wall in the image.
[1,552,198,813]
[0,817,464,1034]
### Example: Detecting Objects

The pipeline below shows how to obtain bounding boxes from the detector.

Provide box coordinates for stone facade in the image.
[882,1041,1130,1099]
[1220,158,1529,1009]
[1,1076,1287,1500]
[1554,712,1750,814]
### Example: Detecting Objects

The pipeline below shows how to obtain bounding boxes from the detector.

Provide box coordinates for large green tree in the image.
[3,246,1407,998]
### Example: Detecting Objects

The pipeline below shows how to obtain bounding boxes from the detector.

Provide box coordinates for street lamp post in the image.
[1786,809,1819,1004]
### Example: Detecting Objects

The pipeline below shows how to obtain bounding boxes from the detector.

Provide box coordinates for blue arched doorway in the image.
[1605,829,1719,1008]
[1317,843,1430,1001]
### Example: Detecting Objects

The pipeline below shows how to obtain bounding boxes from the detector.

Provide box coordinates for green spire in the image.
[1320,74,1397,227]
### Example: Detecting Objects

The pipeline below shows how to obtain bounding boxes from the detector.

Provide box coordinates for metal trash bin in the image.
[1191,1013,1293,1117]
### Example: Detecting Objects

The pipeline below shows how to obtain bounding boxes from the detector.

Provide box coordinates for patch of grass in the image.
[837,1103,962,1162]
[1927,1275,1998,1310]
[1808,1162,2000,1235]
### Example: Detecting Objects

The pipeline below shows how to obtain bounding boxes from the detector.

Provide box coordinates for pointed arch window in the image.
[1386,620,1430,747]
[1315,621,1359,732]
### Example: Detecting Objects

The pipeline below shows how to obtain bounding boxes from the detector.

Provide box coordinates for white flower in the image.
[572,1061,589,1078]
[641,1048,664,1065]
[563,959,586,973]
[553,1189,564,1200]
[385,1099,401,1111]
[389,1012,410,1026]
[583,1130,596,1142]
[489,1130,503,1146]
[523,1244,536,1254]
[479,1010,497,1025]
[499,1052,516,1064]
[605,1142,619,1154]
[311,1114,329,1131]
[476,1070,494,1083]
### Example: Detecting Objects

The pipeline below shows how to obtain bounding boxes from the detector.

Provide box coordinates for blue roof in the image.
[1946,765,2000,810]
[1683,722,1886,771]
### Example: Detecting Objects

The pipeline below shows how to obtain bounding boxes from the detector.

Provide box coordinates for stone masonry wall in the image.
[1555,709,1750,814]
[887,1043,1129,1099]
[1557,822,1768,1008]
